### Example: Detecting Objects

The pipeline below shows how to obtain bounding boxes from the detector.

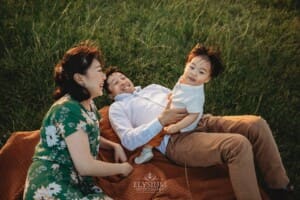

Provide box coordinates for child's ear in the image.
[204,76,211,83]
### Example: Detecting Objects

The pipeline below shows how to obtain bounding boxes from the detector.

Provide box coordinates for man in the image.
[103,44,293,200]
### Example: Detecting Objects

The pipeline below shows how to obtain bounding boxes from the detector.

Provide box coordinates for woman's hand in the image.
[120,162,133,176]
[99,136,127,163]
[113,143,128,163]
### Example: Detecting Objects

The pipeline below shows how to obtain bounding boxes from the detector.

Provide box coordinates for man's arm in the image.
[109,103,163,151]
[109,101,187,151]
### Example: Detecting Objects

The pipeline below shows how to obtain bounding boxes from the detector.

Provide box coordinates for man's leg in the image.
[166,132,262,200]
[199,114,290,189]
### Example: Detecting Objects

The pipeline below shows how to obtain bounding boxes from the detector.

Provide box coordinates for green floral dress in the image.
[23,95,108,200]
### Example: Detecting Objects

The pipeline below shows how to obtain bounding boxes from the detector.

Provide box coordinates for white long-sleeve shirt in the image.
[108,84,171,154]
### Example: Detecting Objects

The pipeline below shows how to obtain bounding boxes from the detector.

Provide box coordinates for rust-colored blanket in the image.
[0,106,269,200]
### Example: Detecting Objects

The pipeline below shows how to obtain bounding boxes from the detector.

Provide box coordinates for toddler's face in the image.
[181,56,211,86]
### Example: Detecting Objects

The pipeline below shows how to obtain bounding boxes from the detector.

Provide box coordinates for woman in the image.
[23,41,133,200]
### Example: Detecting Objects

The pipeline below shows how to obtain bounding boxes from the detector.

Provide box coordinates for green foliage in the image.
[0,0,299,196]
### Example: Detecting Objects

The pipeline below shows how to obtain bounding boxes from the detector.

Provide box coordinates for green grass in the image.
[0,0,299,197]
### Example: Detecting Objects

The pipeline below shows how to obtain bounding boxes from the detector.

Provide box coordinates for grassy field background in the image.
[0,0,299,197]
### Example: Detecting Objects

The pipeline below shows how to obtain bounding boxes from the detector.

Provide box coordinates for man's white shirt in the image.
[109,84,171,154]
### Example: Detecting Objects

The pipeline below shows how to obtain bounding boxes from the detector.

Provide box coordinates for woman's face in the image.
[106,72,135,98]
[81,58,106,98]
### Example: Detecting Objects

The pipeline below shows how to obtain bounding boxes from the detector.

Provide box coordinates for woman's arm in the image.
[99,136,118,149]
[99,136,127,162]
[65,130,132,177]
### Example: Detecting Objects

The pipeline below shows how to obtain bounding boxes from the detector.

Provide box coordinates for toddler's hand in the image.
[164,124,179,134]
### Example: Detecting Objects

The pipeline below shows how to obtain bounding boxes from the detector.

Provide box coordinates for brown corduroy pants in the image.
[166,114,289,200]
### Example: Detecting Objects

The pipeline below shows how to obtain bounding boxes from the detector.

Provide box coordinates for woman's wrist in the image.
[111,142,120,149]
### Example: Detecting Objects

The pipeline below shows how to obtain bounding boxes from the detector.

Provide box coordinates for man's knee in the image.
[223,135,253,163]
[247,116,270,136]
[232,134,252,151]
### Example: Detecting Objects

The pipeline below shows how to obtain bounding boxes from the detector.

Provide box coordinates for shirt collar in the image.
[177,82,204,90]
[114,86,141,101]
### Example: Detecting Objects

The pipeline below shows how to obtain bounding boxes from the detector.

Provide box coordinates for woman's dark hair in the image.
[103,66,125,94]
[53,40,104,101]
[186,43,224,78]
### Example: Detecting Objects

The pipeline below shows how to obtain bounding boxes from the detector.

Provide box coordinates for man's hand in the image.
[158,99,187,126]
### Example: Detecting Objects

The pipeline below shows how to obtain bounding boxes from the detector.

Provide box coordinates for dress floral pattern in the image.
[23,95,107,200]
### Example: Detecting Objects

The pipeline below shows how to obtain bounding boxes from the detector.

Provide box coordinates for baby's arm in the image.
[165,113,199,134]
